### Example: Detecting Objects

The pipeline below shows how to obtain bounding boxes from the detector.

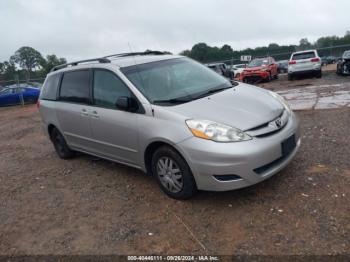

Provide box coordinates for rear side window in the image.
[93,70,131,109]
[59,70,91,104]
[40,73,60,100]
[292,52,316,60]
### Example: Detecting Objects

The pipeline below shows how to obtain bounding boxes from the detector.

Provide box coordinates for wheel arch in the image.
[143,140,189,176]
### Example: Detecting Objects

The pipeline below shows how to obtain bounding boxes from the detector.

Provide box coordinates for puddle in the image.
[277,83,350,110]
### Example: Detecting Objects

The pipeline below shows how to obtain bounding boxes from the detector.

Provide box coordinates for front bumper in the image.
[240,71,269,81]
[176,112,300,191]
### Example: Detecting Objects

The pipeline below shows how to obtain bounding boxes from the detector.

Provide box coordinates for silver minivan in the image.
[38,52,300,199]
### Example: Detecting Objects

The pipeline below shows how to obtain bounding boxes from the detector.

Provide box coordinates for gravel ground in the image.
[0,73,349,255]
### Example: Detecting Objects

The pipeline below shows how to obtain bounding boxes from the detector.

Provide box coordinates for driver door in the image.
[88,69,140,165]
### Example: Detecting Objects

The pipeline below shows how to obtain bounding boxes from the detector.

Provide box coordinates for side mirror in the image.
[116,96,139,112]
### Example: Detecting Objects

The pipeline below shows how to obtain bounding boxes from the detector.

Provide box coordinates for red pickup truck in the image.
[240,57,278,83]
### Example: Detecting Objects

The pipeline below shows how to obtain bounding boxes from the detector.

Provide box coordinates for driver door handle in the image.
[81,108,89,117]
[91,110,99,119]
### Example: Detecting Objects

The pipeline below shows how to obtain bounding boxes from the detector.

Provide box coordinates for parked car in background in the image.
[205,63,234,79]
[326,56,337,64]
[336,50,350,76]
[38,52,300,199]
[240,57,278,83]
[277,60,288,73]
[231,64,247,78]
[288,50,322,80]
[0,86,40,106]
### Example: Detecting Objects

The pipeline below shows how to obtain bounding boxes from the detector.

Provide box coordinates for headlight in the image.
[185,120,251,142]
[268,91,291,112]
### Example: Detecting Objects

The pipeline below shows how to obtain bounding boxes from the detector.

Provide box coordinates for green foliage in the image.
[10,46,44,81]
[40,54,67,75]
[181,31,350,63]
[0,47,68,84]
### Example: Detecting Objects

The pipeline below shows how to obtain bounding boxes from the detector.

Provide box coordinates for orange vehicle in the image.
[240,57,278,83]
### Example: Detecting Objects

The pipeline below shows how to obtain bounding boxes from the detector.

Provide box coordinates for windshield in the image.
[121,58,231,104]
[234,64,246,69]
[247,59,268,68]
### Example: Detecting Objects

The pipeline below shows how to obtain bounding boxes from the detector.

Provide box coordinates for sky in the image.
[0,0,349,62]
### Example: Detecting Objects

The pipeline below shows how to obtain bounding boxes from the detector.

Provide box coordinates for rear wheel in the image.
[288,74,294,81]
[50,128,75,159]
[151,146,197,199]
[316,70,322,78]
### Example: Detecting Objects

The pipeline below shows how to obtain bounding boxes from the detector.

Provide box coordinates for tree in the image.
[0,62,4,75]
[1,61,17,81]
[299,38,312,50]
[40,54,67,75]
[10,46,44,82]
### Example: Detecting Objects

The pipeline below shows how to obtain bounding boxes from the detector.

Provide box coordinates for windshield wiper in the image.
[152,97,192,104]
[192,85,235,100]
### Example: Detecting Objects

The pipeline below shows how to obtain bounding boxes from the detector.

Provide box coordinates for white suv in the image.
[288,50,322,80]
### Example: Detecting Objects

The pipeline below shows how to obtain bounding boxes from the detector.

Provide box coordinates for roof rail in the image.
[104,50,168,59]
[50,57,111,72]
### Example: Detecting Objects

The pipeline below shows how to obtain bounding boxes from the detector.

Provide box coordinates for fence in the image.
[0,77,45,88]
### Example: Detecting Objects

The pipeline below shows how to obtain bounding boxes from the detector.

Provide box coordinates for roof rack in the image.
[50,50,169,72]
[50,57,111,72]
[104,50,168,59]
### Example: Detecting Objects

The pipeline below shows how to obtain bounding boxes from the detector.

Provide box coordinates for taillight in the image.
[36,100,40,109]
[288,60,296,65]
[311,58,320,62]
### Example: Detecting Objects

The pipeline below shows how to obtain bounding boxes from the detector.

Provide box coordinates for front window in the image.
[121,58,231,104]
[247,59,268,68]
[93,70,131,109]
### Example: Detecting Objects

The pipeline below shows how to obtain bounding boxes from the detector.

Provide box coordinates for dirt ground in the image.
[0,71,349,256]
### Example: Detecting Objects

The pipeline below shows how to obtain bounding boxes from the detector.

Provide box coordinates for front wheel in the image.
[50,128,75,159]
[151,146,197,199]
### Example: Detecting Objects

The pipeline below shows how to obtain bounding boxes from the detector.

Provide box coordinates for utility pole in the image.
[16,74,24,106]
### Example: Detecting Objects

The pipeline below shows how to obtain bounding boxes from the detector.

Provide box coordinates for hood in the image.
[244,66,266,72]
[162,83,284,131]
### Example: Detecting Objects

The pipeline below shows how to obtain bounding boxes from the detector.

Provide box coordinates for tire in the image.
[288,74,293,81]
[266,72,272,82]
[151,146,197,199]
[316,70,322,78]
[50,128,75,159]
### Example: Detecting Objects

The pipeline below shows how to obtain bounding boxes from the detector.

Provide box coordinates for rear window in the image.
[40,73,60,100]
[59,70,91,104]
[292,51,316,60]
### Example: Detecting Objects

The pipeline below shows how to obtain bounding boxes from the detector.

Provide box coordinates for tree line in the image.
[1,31,349,85]
[0,47,67,85]
[180,31,350,63]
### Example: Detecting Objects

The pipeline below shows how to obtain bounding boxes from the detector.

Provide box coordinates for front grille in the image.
[246,110,288,137]
[243,75,263,84]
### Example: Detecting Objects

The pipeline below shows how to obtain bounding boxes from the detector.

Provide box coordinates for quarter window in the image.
[93,70,131,108]
[41,73,60,100]
[60,70,91,104]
